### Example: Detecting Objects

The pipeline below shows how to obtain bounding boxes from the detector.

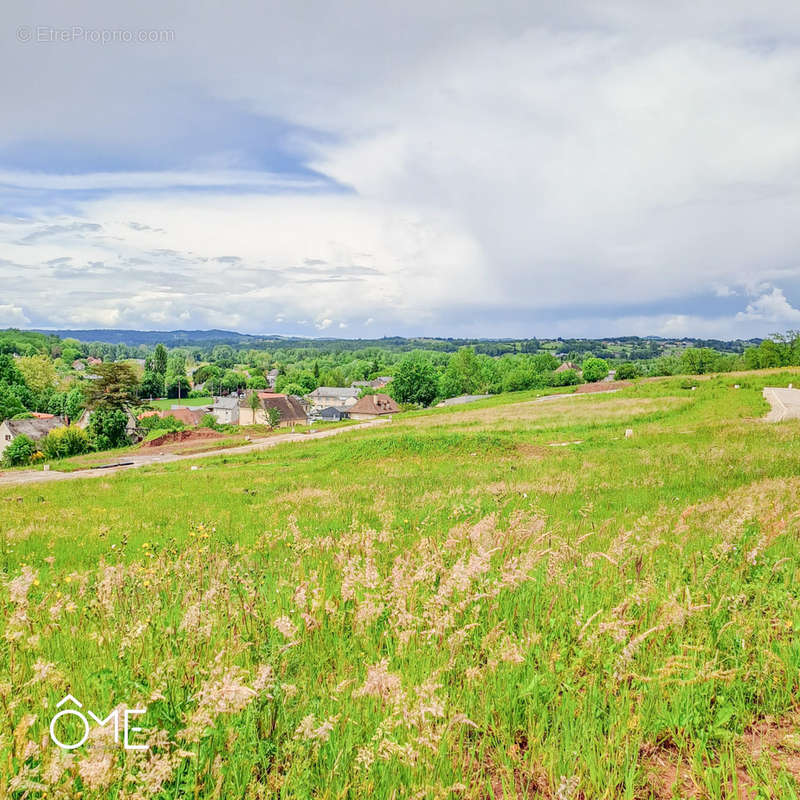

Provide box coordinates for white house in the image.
[306,386,360,412]
[212,396,240,425]
[0,417,64,460]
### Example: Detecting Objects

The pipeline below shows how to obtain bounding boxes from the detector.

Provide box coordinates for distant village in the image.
[145,375,400,431]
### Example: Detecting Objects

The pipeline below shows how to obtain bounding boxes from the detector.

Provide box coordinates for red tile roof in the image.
[348,393,399,416]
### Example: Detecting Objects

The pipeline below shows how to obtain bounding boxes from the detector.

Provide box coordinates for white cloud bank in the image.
[2,1,800,336]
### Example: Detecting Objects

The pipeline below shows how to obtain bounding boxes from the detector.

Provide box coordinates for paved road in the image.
[0,419,389,489]
[763,387,800,422]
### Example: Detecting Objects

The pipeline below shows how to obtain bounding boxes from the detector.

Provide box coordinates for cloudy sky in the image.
[2,0,800,338]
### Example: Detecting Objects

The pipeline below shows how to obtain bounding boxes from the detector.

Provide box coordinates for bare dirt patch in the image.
[141,429,224,448]
[642,712,800,799]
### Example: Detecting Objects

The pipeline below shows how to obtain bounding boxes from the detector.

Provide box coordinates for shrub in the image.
[582,357,609,383]
[39,426,91,460]
[615,362,641,380]
[138,414,186,433]
[547,369,582,387]
[200,413,221,430]
[88,407,130,450]
[2,434,37,466]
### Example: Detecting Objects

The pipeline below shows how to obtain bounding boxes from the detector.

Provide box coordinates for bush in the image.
[615,362,641,380]
[39,426,91,460]
[582,357,609,383]
[200,413,221,430]
[188,388,208,398]
[547,369,582,387]
[138,414,186,433]
[3,434,37,466]
[88,407,130,450]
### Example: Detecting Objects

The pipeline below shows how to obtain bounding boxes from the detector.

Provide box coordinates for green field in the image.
[149,396,214,410]
[2,372,800,798]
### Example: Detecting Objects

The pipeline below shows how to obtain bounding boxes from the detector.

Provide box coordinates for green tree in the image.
[439,347,481,397]
[140,370,165,399]
[153,343,168,376]
[530,353,559,373]
[165,374,191,399]
[64,386,85,424]
[88,407,130,450]
[266,406,281,429]
[247,391,261,421]
[390,358,438,406]
[0,384,26,421]
[0,354,24,385]
[615,362,641,380]
[84,362,140,412]
[582,357,609,383]
[17,354,56,394]
[247,375,268,390]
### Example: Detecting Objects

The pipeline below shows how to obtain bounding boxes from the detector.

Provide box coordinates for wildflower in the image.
[7,566,37,604]
[293,713,338,742]
[354,658,404,703]
[273,616,298,640]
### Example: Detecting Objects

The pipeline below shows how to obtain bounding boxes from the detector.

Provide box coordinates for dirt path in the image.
[0,419,389,488]
[763,387,800,422]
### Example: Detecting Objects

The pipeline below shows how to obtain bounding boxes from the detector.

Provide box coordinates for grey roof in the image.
[4,417,64,440]
[213,396,240,409]
[308,386,360,398]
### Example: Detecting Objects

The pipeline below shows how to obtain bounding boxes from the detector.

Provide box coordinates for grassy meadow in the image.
[2,372,800,798]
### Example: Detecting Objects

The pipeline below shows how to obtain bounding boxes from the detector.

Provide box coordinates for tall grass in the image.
[1,373,800,798]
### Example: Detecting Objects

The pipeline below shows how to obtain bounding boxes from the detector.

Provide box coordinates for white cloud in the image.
[0,304,29,326]
[2,1,800,336]
[736,286,800,323]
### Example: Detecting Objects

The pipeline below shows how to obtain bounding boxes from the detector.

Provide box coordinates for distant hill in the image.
[32,329,273,346]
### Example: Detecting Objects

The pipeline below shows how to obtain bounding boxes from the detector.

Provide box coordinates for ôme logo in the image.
[49,694,148,751]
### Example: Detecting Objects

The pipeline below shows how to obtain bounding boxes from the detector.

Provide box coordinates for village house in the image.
[266,368,280,390]
[72,359,85,371]
[347,393,400,420]
[555,361,582,375]
[314,406,349,422]
[0,417,64,460]
[238,392,307,427]
[162,406,209,426]
[212,396,240,425]
[306,386,361,412]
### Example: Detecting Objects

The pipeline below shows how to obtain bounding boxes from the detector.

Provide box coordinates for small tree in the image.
[266,406,281,429]
[153,343,168,376]
[64,386,85,424]
[85,363,139,412]
[391,358,438,406]
[140,370,165,399]
[615,362,640,380]
[2,434,37,466]
[88,408,130,450]
[582,357,609,383]
[247,392,261,422]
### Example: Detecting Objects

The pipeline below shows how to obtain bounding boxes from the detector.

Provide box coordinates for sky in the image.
[2,1,800,339]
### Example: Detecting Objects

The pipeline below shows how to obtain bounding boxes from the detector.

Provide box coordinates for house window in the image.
[5,435,10,441]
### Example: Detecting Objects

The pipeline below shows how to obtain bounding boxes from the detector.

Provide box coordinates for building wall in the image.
[349,411,392,421]
[212,406,240,425]
[0,421,13,459]
[309,395,359,411]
